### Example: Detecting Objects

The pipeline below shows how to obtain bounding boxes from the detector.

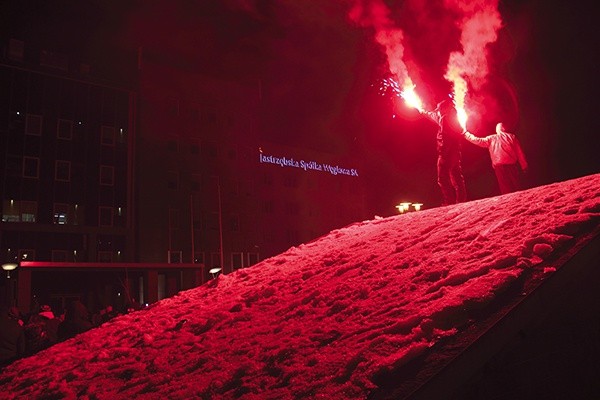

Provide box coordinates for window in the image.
[229,215,240,232]
[99,206,113,227]
[98,251,113,262]
[168,208,180,228]
[168,250,182,263]
[25,114,42,136]
[52,250,68,262]
[190,139,200,155]
[202,141,218,158]
[2,200,37,222]
[247,252,259,267]
[231,252,244,270]
[53,203,69,224]
[57,119,73,140]
[227,147,238,160]
[23,157,39,178]
[191,174,201,192]
[101,126,115,146]
[100,165,114,186]
[285,202,300,215]
[167,137,179,152]
[286,229,299,243]
[20,201,37,222]
[2,200,18,222]
[55,160,71,181]
[167,171,179,190]
[167,98,179,117]
[262,200,274,214]
[210,252,221,268]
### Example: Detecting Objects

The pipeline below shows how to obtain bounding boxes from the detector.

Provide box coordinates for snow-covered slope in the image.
[1,174,599,399]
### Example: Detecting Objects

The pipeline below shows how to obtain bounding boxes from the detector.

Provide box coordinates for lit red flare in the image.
[379,78,424,113]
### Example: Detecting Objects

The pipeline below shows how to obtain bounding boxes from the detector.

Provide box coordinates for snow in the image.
[1,173,599,399]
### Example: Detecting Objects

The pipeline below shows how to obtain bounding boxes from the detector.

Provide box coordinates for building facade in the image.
[136,51,368,277]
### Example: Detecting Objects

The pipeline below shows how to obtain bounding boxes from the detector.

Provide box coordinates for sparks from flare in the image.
[379,77,424,113]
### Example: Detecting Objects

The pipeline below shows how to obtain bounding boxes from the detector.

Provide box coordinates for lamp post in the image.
[2,263,18,307]
[2,263,17,279]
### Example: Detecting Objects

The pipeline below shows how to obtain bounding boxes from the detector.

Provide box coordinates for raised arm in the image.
[462,130,492,148]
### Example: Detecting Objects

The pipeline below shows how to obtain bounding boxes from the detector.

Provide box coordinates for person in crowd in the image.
[23,304,60,355]
[57,300,93,341]
[0,305,26,368]
[422,99,467,205]
[462,122,528,194]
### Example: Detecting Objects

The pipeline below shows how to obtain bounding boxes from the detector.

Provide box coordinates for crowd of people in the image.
[0,300,135,370]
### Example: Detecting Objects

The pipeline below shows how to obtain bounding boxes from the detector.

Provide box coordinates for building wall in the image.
[0,61,135,265]
[136,54,367,274]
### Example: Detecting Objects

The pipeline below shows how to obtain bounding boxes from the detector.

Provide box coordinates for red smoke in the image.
[348,0,504,127]
[348,0,414,89]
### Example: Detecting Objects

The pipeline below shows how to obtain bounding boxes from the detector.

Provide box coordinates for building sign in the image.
[259,152,359,177]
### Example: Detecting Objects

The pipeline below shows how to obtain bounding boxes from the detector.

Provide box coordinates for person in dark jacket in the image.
[23,304,60,355]
[422,99,467,205]
[57,300,93,341]
[0,305,26,368]
[463,122,528,194]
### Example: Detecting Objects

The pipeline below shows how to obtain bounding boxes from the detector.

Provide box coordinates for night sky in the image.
[2,0,598,215]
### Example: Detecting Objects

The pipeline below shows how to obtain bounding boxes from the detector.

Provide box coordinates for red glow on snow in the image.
[1,174,599,399]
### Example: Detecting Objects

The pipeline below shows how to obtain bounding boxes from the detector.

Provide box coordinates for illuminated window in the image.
[25,114,42,136]
[100,165,114,186]
[101,126,115,146]
[55,160,71,181]
[20,201,37,222]
[99,206,113,227]
[53,203,69,224]
[231,252,243,270]
[57,119,73,140]
[23,157,39,178]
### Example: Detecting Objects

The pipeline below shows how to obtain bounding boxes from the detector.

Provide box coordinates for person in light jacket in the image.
[462,122,528,194]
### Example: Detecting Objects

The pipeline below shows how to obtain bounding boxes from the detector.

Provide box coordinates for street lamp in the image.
[2,263,18,279]
[209,267,221,279]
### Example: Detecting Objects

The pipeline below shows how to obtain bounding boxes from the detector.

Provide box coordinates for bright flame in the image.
[446,65,468,131]
[400,84,424,112]
[380,78,424,112]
